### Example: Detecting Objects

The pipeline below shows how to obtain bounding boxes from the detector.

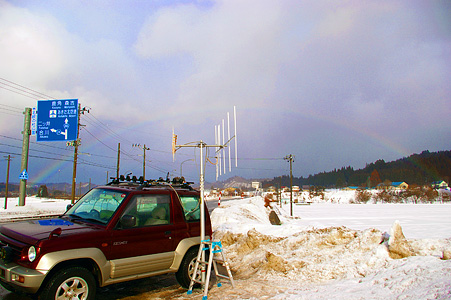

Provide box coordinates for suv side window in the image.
[180,196,201,221]
[121,194,171,227]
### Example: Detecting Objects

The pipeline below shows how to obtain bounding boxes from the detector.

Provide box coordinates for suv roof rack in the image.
[107,174,195,190]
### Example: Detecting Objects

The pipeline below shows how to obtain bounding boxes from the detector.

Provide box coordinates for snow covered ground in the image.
[210,196,451,299]
[1,190,450,299]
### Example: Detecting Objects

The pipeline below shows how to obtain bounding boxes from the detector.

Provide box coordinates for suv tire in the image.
[176,247,202,289]
[38,266,96,300]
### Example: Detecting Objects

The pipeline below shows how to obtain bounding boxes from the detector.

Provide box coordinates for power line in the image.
[0,77,56,100]
[1,135,117,162]
[0,79,124,180]
[0,109,23,117]
[0,150,71,162]
[1,134,74,153]
[1,142,71,158]
[0,103,24,117]
[236,157,284,161]
[85,113,131,144]
[0,85,40,100]
[0,103,22,111]
[1,79,286,181]
[82,127,118,153]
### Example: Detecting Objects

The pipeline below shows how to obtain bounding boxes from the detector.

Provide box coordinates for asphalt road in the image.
[1,273,189,300]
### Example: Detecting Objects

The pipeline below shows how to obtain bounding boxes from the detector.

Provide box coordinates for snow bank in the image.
[0,197,71,221]
[210,197,451,299]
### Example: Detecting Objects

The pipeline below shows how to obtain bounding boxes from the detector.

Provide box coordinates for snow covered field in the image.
[1,190,450,299]
[209,196,451,299]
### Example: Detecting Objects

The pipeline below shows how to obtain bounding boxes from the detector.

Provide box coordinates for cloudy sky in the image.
[0,0,450,185]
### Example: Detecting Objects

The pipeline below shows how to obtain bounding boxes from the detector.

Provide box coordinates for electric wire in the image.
[0,103,23,112]
[0,109,23,117]
[0,79,180,180]
[0,77,56,100]
[0,85,40,100]
[2,79,287,182]
[0,103,24,117]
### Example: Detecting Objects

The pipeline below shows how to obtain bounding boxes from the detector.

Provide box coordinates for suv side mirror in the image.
[120,215,137,228]
[66,204,73,211]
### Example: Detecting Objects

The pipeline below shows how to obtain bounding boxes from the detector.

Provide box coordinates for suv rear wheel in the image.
[38,266,96,300]
[176,247,202,289]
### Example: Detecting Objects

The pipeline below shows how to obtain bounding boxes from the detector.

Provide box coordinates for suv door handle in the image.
[164,231,171,236]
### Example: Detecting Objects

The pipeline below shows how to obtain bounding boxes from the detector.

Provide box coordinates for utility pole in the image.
[19,107,32,206]
[4,155,13,209]
[116,143,120,178]
[70,105,89,204]
[284,154,295,217]
[142,144,149,180]
[132,144,150,180]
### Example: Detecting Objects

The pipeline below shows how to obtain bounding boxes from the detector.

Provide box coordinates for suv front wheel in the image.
[38,266,96,300]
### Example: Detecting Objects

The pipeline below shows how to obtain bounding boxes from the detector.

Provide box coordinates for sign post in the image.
[19,108,32,206]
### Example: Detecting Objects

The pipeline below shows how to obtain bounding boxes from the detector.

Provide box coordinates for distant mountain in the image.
[3,150,449,195]
[0,181,96,198]
[206,176,266,190]
[262,150,451,188]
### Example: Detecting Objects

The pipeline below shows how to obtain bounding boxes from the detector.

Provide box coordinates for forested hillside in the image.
[262,150,451,188]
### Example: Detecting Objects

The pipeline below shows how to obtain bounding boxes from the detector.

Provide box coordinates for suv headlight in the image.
[28,246,36,262]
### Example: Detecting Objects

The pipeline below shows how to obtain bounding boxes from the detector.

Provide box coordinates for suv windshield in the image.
[65,188,128,224]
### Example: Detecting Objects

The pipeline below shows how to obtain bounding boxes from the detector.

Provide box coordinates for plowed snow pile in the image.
[207,197,451,299]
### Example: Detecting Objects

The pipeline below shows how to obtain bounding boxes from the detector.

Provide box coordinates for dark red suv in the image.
[0,176,212,300]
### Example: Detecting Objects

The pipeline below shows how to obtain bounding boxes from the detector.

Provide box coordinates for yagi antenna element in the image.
[214,106,238,180]
[171,106,238,174]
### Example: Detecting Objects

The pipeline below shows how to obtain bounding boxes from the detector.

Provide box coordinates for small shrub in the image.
[374,190,397,203]
[37,185,49,197]
[423,187,438,203]
[355,190,372,203]
[308,186,325,200]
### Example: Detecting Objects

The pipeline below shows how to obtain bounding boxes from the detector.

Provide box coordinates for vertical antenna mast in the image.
[227,112,231,172]
[171,106,238,298]
[234,105,238,167]
[218,124,222,176]
[222,118,225,174]
[215,125,218,180]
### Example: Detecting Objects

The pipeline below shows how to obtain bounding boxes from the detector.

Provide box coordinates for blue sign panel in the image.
[19,169,29,180]
[37,99,78,142]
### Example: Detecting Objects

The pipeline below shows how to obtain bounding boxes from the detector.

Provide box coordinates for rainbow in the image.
[29,106,435,184]
[29,120,154,184]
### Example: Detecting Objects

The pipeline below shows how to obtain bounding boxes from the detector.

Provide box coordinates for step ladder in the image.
[187,239,235,299]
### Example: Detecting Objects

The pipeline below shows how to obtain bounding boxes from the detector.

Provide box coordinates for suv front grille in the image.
[0,237,25,263]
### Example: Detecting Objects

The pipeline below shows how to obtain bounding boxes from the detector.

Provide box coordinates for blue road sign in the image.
[37,99,78,142]
[31,107,37,136]
[19,169,29,180]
